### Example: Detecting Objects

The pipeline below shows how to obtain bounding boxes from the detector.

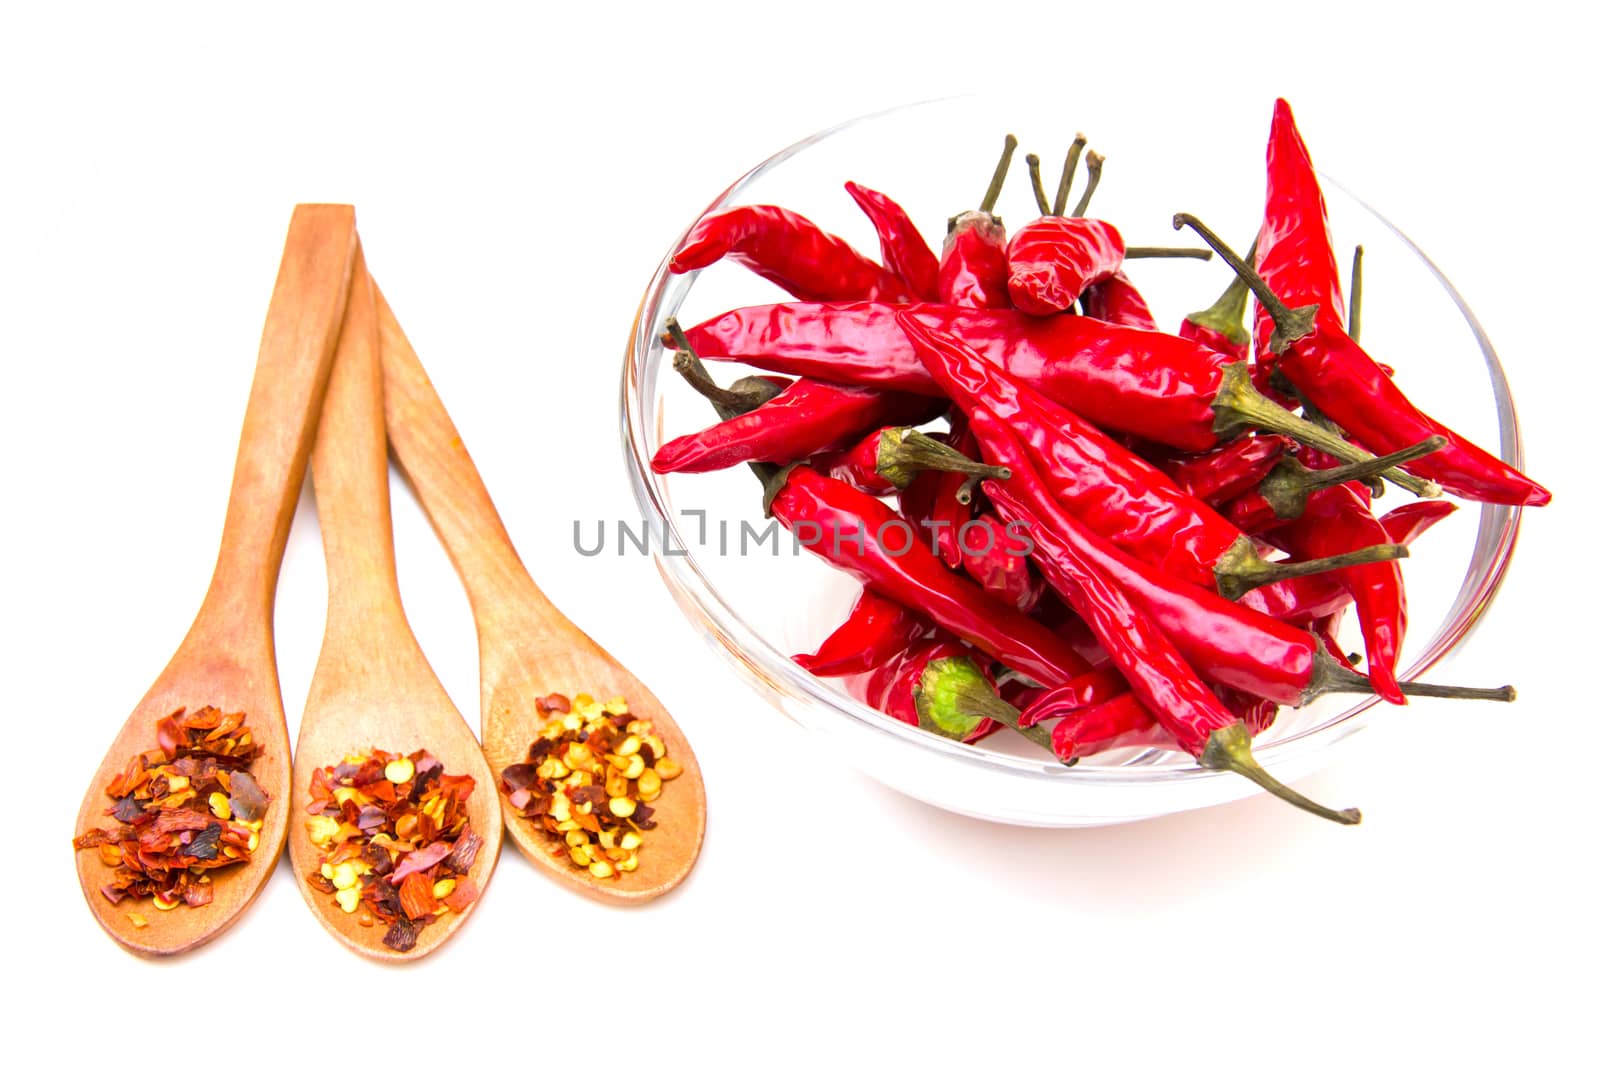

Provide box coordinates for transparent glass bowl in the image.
[620,99,1526,826]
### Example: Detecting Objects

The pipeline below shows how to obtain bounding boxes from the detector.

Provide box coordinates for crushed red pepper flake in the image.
[500,693,681,880]
[302,748,481,953]
[72,706,269,911]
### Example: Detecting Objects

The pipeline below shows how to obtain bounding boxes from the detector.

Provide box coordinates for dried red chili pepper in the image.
[73,706,268,911]
[899,312,1406,598]
[1223,435,1445,534]
[651,375,940,474]
[897,416,982,569]
[849,638,1003,743]
[762,464,1090,687]
[845,180,940,301]
[1081,270,1160,330]
[1175,107,1550,505]
[1159,434,1288,506]
[962,434,1360,823]
[815,425,1010,496]
[681,301,1434,477]
[955,512,1044,613]
[1180,254,1254,360]
[1266,484,1410,704]
[670,203,910,302]
[303,748,481,951]
[939,134,1017,308]
[1006,215,1126,315]
[794,587,934,677]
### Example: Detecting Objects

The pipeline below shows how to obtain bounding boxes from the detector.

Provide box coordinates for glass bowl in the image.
[619,98,1525,827]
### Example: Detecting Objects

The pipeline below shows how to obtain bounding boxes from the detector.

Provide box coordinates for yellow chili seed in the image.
[598,830,616,850]
[621,754,645,779]
[539,758,569,780]
[627,720,651,735]
[638,768,662,795]
[433,878,457,899]
[335,887,361,913]
[645,735,667,760]
[620,831,642,851]
[384,757,415,785]
[567,770,592,789]
[605,847,628,862]
[209,792,233,820]
[609,796,637,819]
[569,845,592,867]
[243,818,264,832]
[153,895,179,912]
[98,844,122,867]
[565,829,589,848]
[555,819,578,833]
[395,813,419,839]
[605,770,629,798]
[617,854,638,872]
[321,862,336,879]
[128,913,148,928]
[247,831,260,852]
[589,860,615,879]
[166,774,190,792]
[305,815,340,847]
[617,736,641,757]
[656,758,682,780]
[562,712,583,732]
[331,863,359,891]
[563,743,591,769]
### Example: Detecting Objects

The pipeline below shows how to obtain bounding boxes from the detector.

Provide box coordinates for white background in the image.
[4,2,1593,1062]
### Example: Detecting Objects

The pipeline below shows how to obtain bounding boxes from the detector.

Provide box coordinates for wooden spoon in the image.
[375,284,705,904]
[288,249,502,960]
[73,204,358,956]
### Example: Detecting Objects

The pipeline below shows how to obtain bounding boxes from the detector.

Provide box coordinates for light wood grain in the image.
[288,248,502,961]
[376,284,705,905]
[74,204,358,956]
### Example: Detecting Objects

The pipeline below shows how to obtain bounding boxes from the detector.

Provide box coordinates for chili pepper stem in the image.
[1349,245,1365,344]
[914,658,1054,748]
[1212,536,1410,601]
[1051,133,1088,217]
[1024,154,1052,215]
[666,317,785,418]
[1069,150,1105,217]
[1304,648,1516,704]
[1260,435,1447,519]
[1200,722,1361,824]
[1173,213,1318,353]
[878,428,1011,492]
[1210,363,1442,497]
[1186,269,1253,347]
[979,134,1019,215]
[1124,246,1214,260]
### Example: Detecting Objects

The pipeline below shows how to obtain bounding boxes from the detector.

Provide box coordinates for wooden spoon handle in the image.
[197,204,358,632]
[374,282,552,627]
[310,246,405,633]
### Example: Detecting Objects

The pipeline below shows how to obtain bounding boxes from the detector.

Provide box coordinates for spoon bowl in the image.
[73,204,357,955]
[377,287,705,905]
[289,250,501,960]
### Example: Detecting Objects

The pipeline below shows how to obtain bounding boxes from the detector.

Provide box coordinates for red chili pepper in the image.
[849,642,1009,743]
[1046,692,1171,762]
[1223,436,1445,535]
[958,428,1360,823]
[955,513,1044,613]
[766,465,1090,687]
[815,425,1009,496]
[845,181,939,302]
[670,204,911,303]
[1159,434,1288,506]
[1269,483,1408,704]
[1081,270,1160,331]
[682,301,1394,464]
[651,380,940,474]
[1005,216,1126,315]
[899,313,1401,600]
[1179,265,1253,360]
[793,588,933,677]
[939,135,1018,309]
[1180,100,1551,506]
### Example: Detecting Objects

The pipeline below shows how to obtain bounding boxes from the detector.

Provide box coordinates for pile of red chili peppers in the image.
[656,100,1543,824]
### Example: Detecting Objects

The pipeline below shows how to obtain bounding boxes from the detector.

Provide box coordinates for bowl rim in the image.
[619,99,1525,790]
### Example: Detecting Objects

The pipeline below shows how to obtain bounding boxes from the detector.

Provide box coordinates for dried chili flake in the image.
[301,748,482,953]
[72,705,268,910]
[499,693,681,880]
